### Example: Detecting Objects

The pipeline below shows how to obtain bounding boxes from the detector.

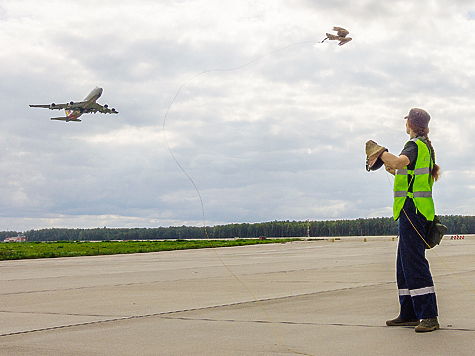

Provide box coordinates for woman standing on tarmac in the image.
[368,108,441,332]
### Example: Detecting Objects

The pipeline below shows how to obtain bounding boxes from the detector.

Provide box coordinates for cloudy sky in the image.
[1,0,475,232]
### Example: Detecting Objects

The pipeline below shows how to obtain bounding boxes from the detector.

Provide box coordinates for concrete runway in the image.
[1,237,474,355]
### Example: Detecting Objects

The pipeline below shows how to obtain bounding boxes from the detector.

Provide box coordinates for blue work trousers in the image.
[397,199,438,320]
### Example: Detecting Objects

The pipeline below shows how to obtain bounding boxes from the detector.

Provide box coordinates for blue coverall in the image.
[397,198,438,320]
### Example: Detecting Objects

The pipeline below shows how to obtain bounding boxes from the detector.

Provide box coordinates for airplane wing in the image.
[29,101,88,110]
[86,102,118,114]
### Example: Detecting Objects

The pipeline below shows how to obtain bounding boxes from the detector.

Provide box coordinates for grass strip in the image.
[0,239,299,261]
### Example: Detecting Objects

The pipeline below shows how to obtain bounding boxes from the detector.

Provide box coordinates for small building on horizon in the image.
[4,235,27,242]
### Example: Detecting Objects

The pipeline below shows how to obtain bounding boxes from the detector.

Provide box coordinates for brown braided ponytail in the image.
[408,121,440,181]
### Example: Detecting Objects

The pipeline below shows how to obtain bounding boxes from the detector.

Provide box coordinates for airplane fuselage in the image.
[65,87,103,120]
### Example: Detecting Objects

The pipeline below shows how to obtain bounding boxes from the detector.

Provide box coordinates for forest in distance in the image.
[1,215,474,242]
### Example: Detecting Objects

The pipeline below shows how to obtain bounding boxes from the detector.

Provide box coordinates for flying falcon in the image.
[321,27,352,46]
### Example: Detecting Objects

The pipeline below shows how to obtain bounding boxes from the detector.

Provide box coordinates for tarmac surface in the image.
[1,236,474,355]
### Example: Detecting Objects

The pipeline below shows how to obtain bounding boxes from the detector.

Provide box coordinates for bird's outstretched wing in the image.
[333,27,349,37]
[338,37,352,46]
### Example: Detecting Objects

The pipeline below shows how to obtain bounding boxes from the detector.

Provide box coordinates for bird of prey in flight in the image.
[321,27,352,46]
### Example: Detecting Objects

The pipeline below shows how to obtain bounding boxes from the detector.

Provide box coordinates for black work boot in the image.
[386,316,420,326]
[415,317,439,332]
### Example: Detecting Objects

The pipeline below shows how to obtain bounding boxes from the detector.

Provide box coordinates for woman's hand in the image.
[385,163,396,175]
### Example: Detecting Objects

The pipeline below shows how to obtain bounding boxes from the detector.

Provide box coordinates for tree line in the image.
[1,215,473,242]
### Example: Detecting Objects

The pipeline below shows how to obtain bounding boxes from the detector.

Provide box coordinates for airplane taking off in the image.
[29,86,118,122]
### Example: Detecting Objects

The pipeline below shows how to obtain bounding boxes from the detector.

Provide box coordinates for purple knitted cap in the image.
[405,108,430,128]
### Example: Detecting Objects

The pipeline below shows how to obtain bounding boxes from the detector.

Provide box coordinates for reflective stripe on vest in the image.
[396,167,430,176]
[394,191,432,198]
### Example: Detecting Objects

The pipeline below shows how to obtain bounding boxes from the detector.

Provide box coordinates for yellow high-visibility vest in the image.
[393,138,435,221]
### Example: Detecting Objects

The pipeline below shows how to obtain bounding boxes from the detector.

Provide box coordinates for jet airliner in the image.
[29,87,118,122]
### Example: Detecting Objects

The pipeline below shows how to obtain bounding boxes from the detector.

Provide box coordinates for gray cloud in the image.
[0,0,474,231]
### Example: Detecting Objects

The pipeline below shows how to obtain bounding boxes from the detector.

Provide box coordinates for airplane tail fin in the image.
[51,117,82,122]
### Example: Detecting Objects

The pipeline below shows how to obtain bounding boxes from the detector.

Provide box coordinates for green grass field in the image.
[0,239,298,261]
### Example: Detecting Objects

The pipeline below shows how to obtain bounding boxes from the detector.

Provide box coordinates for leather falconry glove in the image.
[365,140,388,172]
